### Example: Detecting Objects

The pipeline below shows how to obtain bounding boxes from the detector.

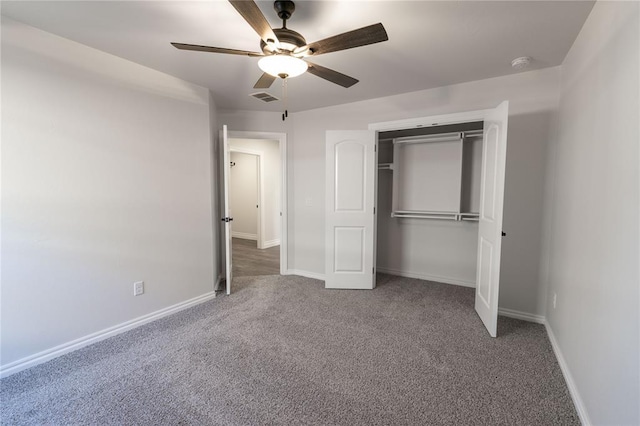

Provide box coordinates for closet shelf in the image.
[392,130,483,146]
[392,211,479,222]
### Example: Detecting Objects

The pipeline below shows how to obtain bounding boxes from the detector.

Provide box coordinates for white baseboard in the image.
[285,269,326,281]
[0,290,217,378]
[262,239,280,249]
[377,267,476,288]
[498,308,545,324]
[545,322,591,426]
[232,231,257,241]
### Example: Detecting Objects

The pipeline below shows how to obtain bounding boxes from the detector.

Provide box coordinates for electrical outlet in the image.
[553,293,557,309]
[134,281,144,296]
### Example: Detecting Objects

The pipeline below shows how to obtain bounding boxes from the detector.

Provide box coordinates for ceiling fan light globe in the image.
[258,55,308,78]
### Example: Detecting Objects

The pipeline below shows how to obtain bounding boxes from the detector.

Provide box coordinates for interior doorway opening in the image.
[229,147,280,277]
[221,130,287,288]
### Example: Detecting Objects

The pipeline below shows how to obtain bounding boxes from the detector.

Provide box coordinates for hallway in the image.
[232,238,280,277]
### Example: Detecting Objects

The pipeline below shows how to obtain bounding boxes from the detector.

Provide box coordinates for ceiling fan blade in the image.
[253,72,277,89]
[171,43,264,57]
[228,0,279,45]
[306,62,359,88]
[296,23,388,56]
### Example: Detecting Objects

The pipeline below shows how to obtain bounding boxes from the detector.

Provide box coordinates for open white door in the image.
[475,101,509,336]
[325,130,377,289]
[221,125,233,295]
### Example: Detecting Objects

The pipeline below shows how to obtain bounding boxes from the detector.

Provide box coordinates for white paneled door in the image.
[475,101,509,336]
[325,131,377,289]
[221,125,233,295]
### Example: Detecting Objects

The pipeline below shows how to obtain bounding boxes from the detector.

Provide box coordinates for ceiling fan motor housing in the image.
[261,28,307,54]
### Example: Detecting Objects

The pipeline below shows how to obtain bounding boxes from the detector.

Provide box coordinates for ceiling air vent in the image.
[250,92,279,103]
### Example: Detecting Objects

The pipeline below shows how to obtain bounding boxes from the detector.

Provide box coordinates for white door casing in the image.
[325,130,377,289]
[474,101,509,337]
[221,125,233,295]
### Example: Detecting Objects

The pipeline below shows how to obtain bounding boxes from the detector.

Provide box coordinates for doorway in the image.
[224,131,287,285]
[229,148,280,277]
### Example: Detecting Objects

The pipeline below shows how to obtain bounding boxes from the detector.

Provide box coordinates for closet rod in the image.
[392,211,481,222]
[394,210,459,215]
[392,213,458,220]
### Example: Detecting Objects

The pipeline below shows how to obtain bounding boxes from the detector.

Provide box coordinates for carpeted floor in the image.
[1,274,579,425]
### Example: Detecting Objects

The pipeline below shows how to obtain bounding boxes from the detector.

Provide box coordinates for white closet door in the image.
[325,130,377,289]
[475,101,509,336]
[221,125,233,295]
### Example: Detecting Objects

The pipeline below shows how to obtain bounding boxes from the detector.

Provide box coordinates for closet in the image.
[325,101,509,336]
[376,122,484,288]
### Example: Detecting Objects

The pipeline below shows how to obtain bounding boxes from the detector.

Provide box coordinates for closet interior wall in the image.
[376,122,484,287]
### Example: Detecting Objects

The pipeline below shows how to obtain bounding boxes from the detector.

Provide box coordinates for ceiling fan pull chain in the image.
[282,77,288,121]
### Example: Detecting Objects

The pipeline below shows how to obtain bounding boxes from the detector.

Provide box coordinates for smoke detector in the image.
[511,56,531,70]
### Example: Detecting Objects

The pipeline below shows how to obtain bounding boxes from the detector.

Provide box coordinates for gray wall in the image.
[543,2,639,424]
[1,18,218,369]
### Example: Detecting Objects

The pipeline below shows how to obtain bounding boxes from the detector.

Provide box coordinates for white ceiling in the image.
[1,1,595,112]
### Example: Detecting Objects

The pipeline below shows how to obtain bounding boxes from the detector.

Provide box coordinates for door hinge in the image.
[373,267,375,274]
[221,217,234,222]
[502,231,506,237]
[373,207,376,214]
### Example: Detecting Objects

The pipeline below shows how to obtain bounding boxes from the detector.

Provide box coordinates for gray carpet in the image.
[1,274,579,425]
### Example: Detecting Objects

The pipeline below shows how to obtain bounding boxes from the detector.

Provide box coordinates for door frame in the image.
[368,105,507,337]
[229,148,264,247]
[227,130,288,274]
[368,109,490,133]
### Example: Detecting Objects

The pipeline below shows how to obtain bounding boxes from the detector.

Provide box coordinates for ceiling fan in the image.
[171,0,389,89]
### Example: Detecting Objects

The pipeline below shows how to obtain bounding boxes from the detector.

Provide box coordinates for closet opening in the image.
[325,100,507,334]
[375,121,484,288]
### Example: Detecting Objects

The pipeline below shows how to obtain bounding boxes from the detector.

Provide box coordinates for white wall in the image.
[1,18,218,370]
[229,138,281,246]
[543,2,639,424]
[258,67,558,316]
[230,152,258,238]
